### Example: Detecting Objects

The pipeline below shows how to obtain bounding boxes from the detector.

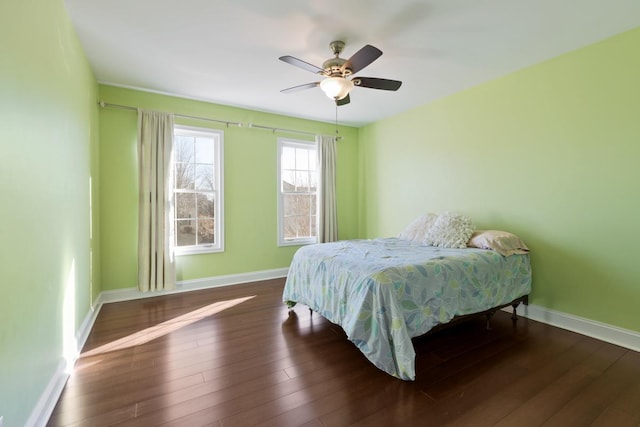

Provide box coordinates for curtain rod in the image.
[98,101,341,140]
[98,101,242,127]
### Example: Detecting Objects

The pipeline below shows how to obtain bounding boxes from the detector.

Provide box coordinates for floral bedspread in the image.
[282,238,532,380]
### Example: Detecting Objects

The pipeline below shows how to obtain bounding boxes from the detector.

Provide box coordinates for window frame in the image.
[277,137,319,247]
[173,125,224,256]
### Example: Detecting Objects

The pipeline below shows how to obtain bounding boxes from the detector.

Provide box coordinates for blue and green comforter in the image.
[282,238,532,380]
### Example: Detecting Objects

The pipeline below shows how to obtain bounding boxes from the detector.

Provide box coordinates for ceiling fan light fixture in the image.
[320,77,353,101]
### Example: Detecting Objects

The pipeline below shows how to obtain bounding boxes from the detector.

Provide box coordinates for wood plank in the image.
[46,279,640,427]
[492,341,627,427]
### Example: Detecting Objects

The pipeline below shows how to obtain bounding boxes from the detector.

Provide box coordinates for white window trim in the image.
[277,137,318,247]
[173,125,224,256]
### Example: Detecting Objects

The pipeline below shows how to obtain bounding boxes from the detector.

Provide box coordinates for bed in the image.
[282,237,532,380]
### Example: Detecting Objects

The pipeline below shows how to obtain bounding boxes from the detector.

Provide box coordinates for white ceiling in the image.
[64,0,640,127]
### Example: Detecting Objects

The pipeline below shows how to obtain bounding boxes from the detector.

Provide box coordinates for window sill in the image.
[278,239,317,247]
[175,246,224,256]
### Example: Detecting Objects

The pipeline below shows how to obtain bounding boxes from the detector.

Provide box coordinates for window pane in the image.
[308,149,317,171]
[281,146,295,170]
[176,219,196,246]
[197,193,214,218]
[309,194,317,214]
[284,211,316,239]
[176,161,195,190]
[311,215,317,236]
[298,194,310,213]
[295,147,309,170]
[309,172,317,191]
[284,216,300,240]
[198,218,215,244]
[195,164,214,191]
[283,194,297,216]
[175,192,196,220]
[195,137,214,164]
[281,170,295,192]
[175,136,194,163]
[295,171,310,192]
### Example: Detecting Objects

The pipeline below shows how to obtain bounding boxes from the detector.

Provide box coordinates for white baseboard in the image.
[25,360,68,427]
[33,267,288,427]
[27,300,102,427]
[97,267,289,305]
[76,303,101,354]
[506,303,640,352]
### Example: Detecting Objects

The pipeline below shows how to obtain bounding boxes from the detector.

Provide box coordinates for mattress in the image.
[282,238,532,380]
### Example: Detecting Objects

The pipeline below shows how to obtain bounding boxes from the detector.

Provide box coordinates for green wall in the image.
[359,27,640,332]
[2,0,638,422]
[0,0,99,425]
[98,85,359,290]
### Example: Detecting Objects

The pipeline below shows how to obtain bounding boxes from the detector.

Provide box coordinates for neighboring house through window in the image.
[173,125,224,254]
[277,137,318,246]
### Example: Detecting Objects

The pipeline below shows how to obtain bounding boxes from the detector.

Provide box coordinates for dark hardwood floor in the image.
[48,278,640,426]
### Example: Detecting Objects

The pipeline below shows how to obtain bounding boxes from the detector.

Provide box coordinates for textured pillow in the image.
[467,230,529,256]
[423,212,475,248]
[398,213,438,242]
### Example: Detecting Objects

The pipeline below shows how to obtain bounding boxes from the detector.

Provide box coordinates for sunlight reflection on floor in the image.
[81,295,255,357]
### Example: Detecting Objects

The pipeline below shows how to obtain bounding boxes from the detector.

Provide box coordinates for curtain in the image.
[137,109,176,292]
[316,134,338,243]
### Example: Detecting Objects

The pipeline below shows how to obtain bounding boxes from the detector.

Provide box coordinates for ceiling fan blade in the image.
[280,82,320,93]
[336,94,350,106]
[353,77,402,91]
[344,45,383,74]
[279,56,325,74]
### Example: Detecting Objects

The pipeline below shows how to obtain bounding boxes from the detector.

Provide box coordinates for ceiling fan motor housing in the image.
[322,57,351,77]
[323,41,352,77]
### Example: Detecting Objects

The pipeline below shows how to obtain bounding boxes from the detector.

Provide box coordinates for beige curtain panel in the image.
[137,109,176,292]
[317,134,338,243]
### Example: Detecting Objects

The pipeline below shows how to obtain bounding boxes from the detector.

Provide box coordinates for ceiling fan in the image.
[279,41,402,106]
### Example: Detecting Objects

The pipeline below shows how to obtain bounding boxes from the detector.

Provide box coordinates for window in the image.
[173,126,223,254]
[277,138,318,246]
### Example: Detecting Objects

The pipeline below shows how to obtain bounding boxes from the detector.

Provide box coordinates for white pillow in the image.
[467,230,529,256]
[398,213,437,242]
[423,212,475,248]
